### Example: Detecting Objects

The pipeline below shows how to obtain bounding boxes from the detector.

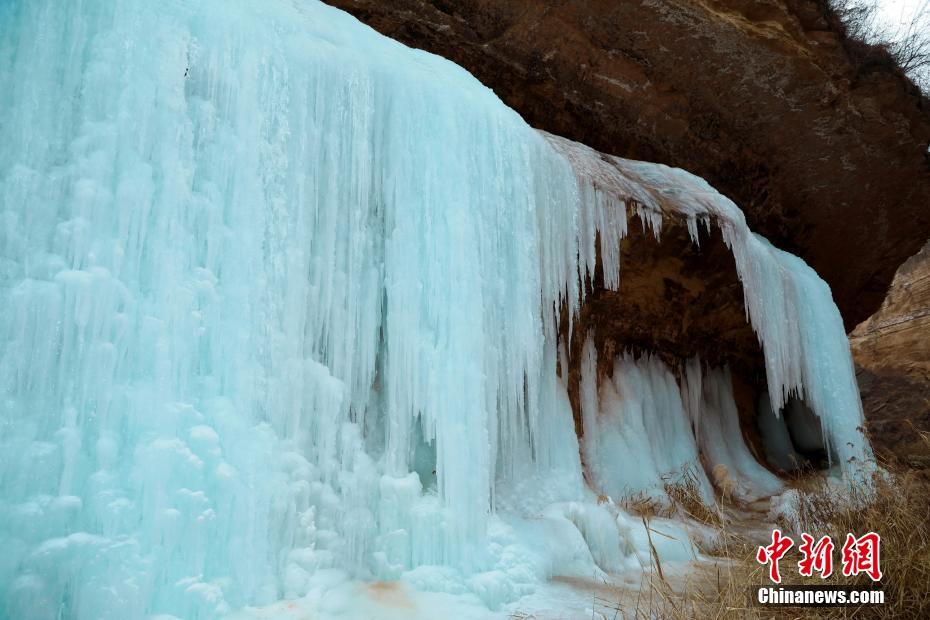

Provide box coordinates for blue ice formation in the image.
[0,1,870,617]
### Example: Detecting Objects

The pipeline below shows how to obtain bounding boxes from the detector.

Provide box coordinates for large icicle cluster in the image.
[545,133,872,473]
[0,0,870,618]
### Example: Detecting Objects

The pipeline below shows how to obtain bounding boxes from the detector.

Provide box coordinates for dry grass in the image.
[662,466,723,529]
[612,466,930,619]
[617,493,666,520]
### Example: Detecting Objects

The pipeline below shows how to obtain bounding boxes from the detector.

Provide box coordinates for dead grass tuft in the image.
[663,466,723,528]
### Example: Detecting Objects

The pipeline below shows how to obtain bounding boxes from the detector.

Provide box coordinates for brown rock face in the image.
[324,0,930,329]
[851,241,930,470]
[570,220,761,376]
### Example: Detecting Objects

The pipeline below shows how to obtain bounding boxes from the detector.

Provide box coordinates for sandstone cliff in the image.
[851,241,930,470]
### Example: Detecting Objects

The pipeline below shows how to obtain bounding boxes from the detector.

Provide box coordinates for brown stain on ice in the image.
[366,580,414,608]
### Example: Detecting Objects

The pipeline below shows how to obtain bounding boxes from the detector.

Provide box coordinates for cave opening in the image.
[560,209,828,503]
[757,392,830,473]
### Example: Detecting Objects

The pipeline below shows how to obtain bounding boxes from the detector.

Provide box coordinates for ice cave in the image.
[0,0,874,618]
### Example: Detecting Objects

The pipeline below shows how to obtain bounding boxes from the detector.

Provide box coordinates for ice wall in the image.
[0,0,870,617]
[0,1,588,615]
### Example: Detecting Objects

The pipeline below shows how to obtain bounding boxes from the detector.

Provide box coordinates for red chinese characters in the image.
[798,533,834,578]
[758,530,883,583]
[841,532,883,581]
[756,529,794,583]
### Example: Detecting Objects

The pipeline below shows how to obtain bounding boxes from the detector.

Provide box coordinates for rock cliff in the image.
[851,242,930,470]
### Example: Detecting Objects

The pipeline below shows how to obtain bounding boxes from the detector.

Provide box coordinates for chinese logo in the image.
[756,529,882,583]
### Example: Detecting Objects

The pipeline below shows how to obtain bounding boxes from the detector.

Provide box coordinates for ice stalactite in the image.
[695,367,785,502]
[578,338,782,505]
[579,340,715,505]
[0,0,871,617]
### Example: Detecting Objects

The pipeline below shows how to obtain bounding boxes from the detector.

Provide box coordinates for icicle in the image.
[681,356,704,441]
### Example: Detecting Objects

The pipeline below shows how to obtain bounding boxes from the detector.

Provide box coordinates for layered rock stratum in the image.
[852,242,930,470]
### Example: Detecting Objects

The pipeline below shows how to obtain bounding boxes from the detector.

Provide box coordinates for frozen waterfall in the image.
[0,0,871,617]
